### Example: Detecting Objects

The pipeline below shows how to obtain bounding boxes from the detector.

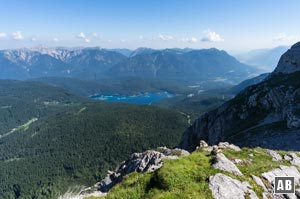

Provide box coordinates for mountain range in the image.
[0,47,260,85]
[0,47,127,80]
[108,48,258,84]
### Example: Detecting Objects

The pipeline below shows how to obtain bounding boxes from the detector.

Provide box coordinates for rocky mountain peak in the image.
[292,41,300,49]
[273,41,300,74]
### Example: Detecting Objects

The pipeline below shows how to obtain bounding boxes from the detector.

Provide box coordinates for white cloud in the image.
[168,36,174,40]
[120,39,126,43]
[76,32,91,43]
[31,37,37,42]
[273,32,298,42]
[139,35,144,40]
[201,29,224,42]
[92,32,98,37]
[158,34,174,41]
[53,38,59,42]
[12,31,24,40]
[180,37,198,43]
[158,34,165,40]
[77,32,86,39]
[189,37,198,43]
[0,32,7,38]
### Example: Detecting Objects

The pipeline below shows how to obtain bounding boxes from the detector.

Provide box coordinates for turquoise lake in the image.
[90,92,174,105]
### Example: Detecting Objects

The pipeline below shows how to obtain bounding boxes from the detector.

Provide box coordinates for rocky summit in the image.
[78,141,300,199]
[78,147,189,198]
[274,42,300,74]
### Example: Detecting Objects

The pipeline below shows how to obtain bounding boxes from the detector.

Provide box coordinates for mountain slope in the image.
[63,48,127,78]
[0,49,71,79]
[32,76,194,97]
[129,47,158,57]
[0,80,189,199]
[180,42,300,152]
[228,72,269,94]
[0,48,126,80]
[108,48,259,84]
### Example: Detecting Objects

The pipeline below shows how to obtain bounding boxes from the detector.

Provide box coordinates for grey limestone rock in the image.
[289,153,300,166]
[267,149,282,161]
[218,142,241,151]
[79,147,190,196]
[212,153,243,176]
[252,175,267,191]
[209,173,258,199]
[274,42,300,74]
[262,165,300,187]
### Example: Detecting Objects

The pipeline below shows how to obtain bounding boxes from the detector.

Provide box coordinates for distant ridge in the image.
[0,47,261,84]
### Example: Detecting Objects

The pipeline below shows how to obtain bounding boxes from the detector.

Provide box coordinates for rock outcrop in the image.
[199,141,300,199]
[79,147,189,197]
[267,149,282,161]
[212,153,243,176]
[289,153,300,166]
[274,42,300,74]
[79,141,300,199]
[179,42,300,152]
[252,175,268,191]
[260,166,300,199]
[209,173,259,199]
[262,165,300,186]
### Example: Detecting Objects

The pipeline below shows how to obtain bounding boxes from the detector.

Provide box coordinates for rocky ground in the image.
[78,147,190,199]
[74,141,300,199]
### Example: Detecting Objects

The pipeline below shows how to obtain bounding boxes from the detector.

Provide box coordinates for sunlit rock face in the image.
[274,42,300,74]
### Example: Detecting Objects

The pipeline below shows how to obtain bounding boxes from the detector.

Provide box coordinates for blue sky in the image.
[0,0,300,51]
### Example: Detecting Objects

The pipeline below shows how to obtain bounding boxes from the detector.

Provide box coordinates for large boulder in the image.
[267,149,282,161]
[209,173,258,199]
[262,165,300,187]
[212,153,243,176]
[289,153,300,166]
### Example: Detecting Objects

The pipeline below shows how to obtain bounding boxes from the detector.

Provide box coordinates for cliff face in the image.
[274,42,300,74]
[179,43,300,152]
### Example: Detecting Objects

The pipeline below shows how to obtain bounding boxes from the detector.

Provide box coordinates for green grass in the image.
[89,147,295,199]
[221,147,293,197]
[105,150,215,199]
